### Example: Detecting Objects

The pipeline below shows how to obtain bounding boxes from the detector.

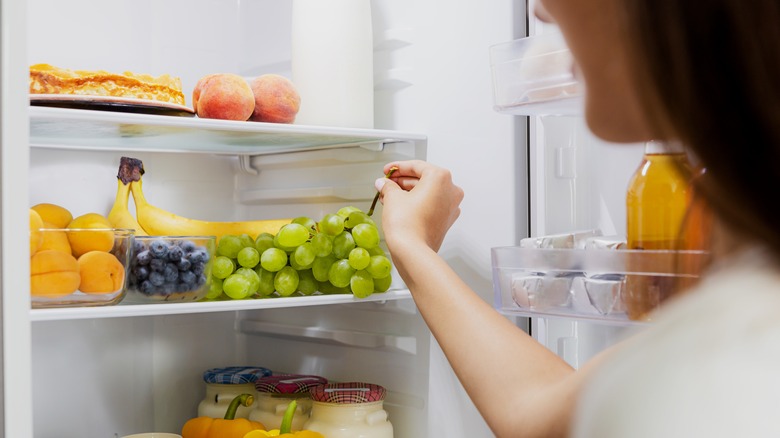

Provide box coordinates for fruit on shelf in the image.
[30,249,81,297]
[77,250,126,294]
[66,213,115,257]
[29,209,44,256]
[117,157,289,242]
[249,74,300,124]
[31,203,73,228]
[193,73,256,121]
[108,166,148,236]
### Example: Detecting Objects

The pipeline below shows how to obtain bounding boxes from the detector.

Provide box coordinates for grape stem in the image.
[367,167,398,217]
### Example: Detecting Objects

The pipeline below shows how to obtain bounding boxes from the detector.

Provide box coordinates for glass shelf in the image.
[29,106,426,155]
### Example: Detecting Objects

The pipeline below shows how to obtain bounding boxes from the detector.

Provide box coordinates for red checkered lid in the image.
[254,374,328,394]
[309,382,386,404]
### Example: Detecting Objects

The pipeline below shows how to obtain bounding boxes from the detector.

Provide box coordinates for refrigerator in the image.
[2,0,652,436]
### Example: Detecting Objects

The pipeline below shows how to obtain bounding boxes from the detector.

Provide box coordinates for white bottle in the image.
[303,382,393,438]
[291,0,374,128]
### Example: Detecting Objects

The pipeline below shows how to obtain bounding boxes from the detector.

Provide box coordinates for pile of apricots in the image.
[193,73,300,123]
[29,203,125,298]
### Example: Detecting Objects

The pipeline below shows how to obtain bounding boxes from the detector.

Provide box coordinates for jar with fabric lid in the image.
[197,366,272,419]
[303,382,393,438]
[248,374,328,431]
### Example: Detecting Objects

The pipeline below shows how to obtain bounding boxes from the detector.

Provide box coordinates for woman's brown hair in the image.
[622,0,780,260]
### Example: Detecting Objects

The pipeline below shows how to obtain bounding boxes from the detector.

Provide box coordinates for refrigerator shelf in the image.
[491,247,710,325]
[28,106,426,155]
[29,288,412,322]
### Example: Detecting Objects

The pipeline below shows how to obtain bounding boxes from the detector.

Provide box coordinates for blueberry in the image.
[177,257,192,271]
[196,274,207,287]
[180,240,197,253]
[133,240,146,254]
[149,271,165,287]
[149,239,169,258]
[167,245,184,262]
[175,282,191,293]
[191,262,205,276]
[164,263,179,283]
[161,283,176,295]
[136,250,152,266]
[139,280,156,295]
[187,249,209,264]
[133,265,150,281]
[179,270,196,285]
[150,258,166,272]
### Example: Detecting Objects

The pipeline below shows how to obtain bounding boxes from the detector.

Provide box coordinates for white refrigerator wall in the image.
[24,0,525,436]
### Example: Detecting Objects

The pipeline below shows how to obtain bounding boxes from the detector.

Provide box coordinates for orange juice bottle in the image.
[624,140,694,320]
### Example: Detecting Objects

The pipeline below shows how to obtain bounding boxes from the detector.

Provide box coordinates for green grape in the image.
[350,269,375,298]
[333,231,356,259]
[273,233,296,252]
[274,266,299,297]
[336,206,362,218]
[310,233,333,257]
[319,213,345,236]
[352,223,380,249]
[212,256,236,279]
[205,277,224,300]
[312,254,337,282]
[367,246,386,256]
[318,281,350,295]
[237,246,261,268]
[290,254,313,270]
[261,247,288,272]
[348,247,370,270]
[239,233,255,249]
[216,235,243,258]
[292,242,316,268]
[254,266,276,297]
[254,232,275,254]
[373,274,392,292]
[328,259,356,288]
[277,223,310,247]
[366,255,392,279]
[297,269,318,295]
[344,211,375,229]
[223,273,252,299]
[235,267,260,294]
[292,216,317,232]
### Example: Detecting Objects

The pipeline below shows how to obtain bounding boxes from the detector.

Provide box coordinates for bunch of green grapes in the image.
[204,206,393,300]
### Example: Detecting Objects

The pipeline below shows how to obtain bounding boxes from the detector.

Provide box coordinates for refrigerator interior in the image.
[15,0,527,436]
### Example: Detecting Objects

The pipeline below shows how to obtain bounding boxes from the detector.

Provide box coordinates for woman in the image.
[375,0,780,436]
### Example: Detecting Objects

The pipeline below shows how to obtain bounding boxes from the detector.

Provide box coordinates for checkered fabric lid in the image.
[202,366,273,384]
[309,382,386,404]
[255,374,328,394]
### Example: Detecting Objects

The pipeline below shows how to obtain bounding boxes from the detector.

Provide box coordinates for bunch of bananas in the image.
[108,157,289,240]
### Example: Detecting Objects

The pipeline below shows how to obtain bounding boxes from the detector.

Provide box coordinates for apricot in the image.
[193,73,255,121]
[77,251,126,294]
[67,213,115,257]
[30,249,80,297]
[39,221,72,254]
[249,74,301,124]
[31,203,73,228]
[30,209,44,256]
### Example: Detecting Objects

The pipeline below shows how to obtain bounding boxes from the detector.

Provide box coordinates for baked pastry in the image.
[29,63,185,105]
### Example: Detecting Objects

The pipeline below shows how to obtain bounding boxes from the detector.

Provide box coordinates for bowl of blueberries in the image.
[123,235,216,303]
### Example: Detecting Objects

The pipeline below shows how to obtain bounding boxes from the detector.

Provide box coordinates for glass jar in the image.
[248,374,328,431]
[303,382,393,438]
[197,366,272,419]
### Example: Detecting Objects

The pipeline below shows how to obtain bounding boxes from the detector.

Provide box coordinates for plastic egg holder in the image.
[123,235,216,303]
[30,228,134,308]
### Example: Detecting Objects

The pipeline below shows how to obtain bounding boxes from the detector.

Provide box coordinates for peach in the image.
[30,209,44,256]
[77,250,126,294]
[193,73,255,121]
[39,221,72,254]
[30,249,80,297]
[32,203,73,228]
[249,74,301,124]
[67,213,115,257]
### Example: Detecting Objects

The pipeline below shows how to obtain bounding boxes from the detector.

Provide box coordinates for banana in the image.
[130,179,290,241]
[108,179,149,236]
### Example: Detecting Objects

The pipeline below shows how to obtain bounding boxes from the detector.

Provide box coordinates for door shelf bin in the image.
[491,247,710,324]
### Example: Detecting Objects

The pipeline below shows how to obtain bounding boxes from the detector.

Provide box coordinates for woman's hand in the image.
[374,160,464,253]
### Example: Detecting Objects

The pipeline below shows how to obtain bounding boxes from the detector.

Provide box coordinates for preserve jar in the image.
[303,382,393,438]
[248,374,328,431]
[197,366,272,419]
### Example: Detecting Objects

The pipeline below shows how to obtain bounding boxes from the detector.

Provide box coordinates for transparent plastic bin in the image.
[491,247,710,324]
[489,32,583,116]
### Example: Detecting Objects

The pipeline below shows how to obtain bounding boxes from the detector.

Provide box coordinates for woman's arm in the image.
[376,160,602,437]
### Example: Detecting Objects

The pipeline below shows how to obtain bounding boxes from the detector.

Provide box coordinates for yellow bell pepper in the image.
[242,400,324,438]
[182,393,267,438]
